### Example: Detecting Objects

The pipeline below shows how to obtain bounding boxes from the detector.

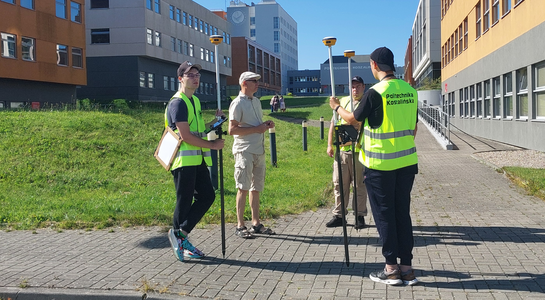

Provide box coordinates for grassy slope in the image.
[0,103,333,230]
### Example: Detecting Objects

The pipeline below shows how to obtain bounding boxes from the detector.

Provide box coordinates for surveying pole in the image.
[210,34,227,258]
[322,37,338,122]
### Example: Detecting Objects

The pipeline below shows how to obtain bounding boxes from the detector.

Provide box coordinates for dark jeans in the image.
[364,164,417,266]
[172,161,215,234]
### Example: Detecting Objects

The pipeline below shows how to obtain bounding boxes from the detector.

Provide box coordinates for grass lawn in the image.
[0,98,335,230]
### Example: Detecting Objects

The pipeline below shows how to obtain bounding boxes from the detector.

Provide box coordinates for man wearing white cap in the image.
[228,71,276,239]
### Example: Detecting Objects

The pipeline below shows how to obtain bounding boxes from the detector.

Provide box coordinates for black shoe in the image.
[325,216,344,227]
[354,216,366,229]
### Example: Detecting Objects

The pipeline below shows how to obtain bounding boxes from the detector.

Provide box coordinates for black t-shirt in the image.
[353,88,384,129]
[167,97,195,131]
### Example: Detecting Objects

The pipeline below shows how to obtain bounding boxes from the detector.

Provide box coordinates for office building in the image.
[79,0,232,104]
[227,36,281,97]
[288,69,320,96]
[0,0,86,109]
[227,0,297,94]
[442,0,545,151]
[412,0,441,88]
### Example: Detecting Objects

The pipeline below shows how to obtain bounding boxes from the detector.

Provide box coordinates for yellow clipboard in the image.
[154,126,182,171]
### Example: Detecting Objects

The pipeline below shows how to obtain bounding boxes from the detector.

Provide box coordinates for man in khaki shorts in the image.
[228,71,276,239]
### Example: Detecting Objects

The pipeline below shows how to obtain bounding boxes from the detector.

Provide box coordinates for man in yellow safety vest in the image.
[330,47,419,286]
[166,61,225,262]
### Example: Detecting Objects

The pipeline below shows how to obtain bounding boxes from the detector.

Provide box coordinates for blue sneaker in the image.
[181,237,205,258]
[168,229,184,262]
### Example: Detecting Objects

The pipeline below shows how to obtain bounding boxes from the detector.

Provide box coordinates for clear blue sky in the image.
[193,0,421,70]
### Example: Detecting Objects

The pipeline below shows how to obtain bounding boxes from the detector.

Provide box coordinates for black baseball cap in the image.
[351,76,364,85]
[177,61,202,77]
[370,47,396,72]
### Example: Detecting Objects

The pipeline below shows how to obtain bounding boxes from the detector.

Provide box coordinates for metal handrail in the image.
[418,103,452,146]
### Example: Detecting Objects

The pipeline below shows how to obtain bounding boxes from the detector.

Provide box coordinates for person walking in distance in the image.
[326,76,368,230]
[330,47,419,286]
[229,71,276,239]
[166,61,225,262]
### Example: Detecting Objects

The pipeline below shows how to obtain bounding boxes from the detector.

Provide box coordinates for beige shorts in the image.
[234,152,266,192]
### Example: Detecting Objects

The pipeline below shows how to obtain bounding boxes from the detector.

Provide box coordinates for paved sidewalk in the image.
[1,124,545,300]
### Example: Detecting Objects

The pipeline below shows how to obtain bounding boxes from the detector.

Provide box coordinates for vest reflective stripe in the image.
[364,129,415,140]
[174,149,212,157]
[364,147,417,160]
[360,79,418,171]
[165,93,212,170]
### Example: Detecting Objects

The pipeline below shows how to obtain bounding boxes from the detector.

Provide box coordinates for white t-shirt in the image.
[229,92,265,155]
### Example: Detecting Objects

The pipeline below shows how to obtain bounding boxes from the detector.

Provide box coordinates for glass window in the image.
[484,80,491,117]
[226,34,230,45]
[56,44,68,66]
[1,32,17,58]
[146,0,151,10]
[250,17,255,25]
[154,0,160,13]
[183,11,187,25]
[205,23,209,35]
[56,0,67,19]
[90,0,108,9]
[476,2,481,39]
[183,41,188,55]
[140,72,146,87]
[470,85,476,117]
[492,0,500,24]
[21,37,35,61]
[464,18,468,49]
[146,29,152,44]
[517,67,528,118]
[72,47,82,68]
[189,15,193,28]
[155,31,161,47]
[189,43,194,57]
[163,76,169,90]
[250,29,256,37]
[502,0,511,15]
[200,47,204,60]
[170,77,176,91]
[21,0,34,9]
[194,17,199,30]
[477,82,483,117]
[177,39,182,53]
[483,0,490,32]
[170,37,175,51]
[274,31,279,41]
[504,72,513,117]
[1,0,15,4]
[534,62,545,118]
[210,51,214,63]
[205,49,209,61]
[199,20,203,32]
[169,5,174,20]
[91,28,110,44]
[176,9,181,23]
[148,73,154,89]
[70,1,81,23]
[493,77,501,117]
[273,17,279,29]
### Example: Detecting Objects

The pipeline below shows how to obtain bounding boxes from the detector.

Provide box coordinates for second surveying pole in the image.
[344,50,360,230]
[210,34,226,258]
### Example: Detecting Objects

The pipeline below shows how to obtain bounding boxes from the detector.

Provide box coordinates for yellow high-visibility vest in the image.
[360,79,418,171]
[165,92,212,170]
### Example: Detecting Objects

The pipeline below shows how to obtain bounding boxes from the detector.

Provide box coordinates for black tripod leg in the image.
[334,126,350,267]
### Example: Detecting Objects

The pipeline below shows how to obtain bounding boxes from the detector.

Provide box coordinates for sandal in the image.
[235,226,255,239]
[249,224,275,235]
